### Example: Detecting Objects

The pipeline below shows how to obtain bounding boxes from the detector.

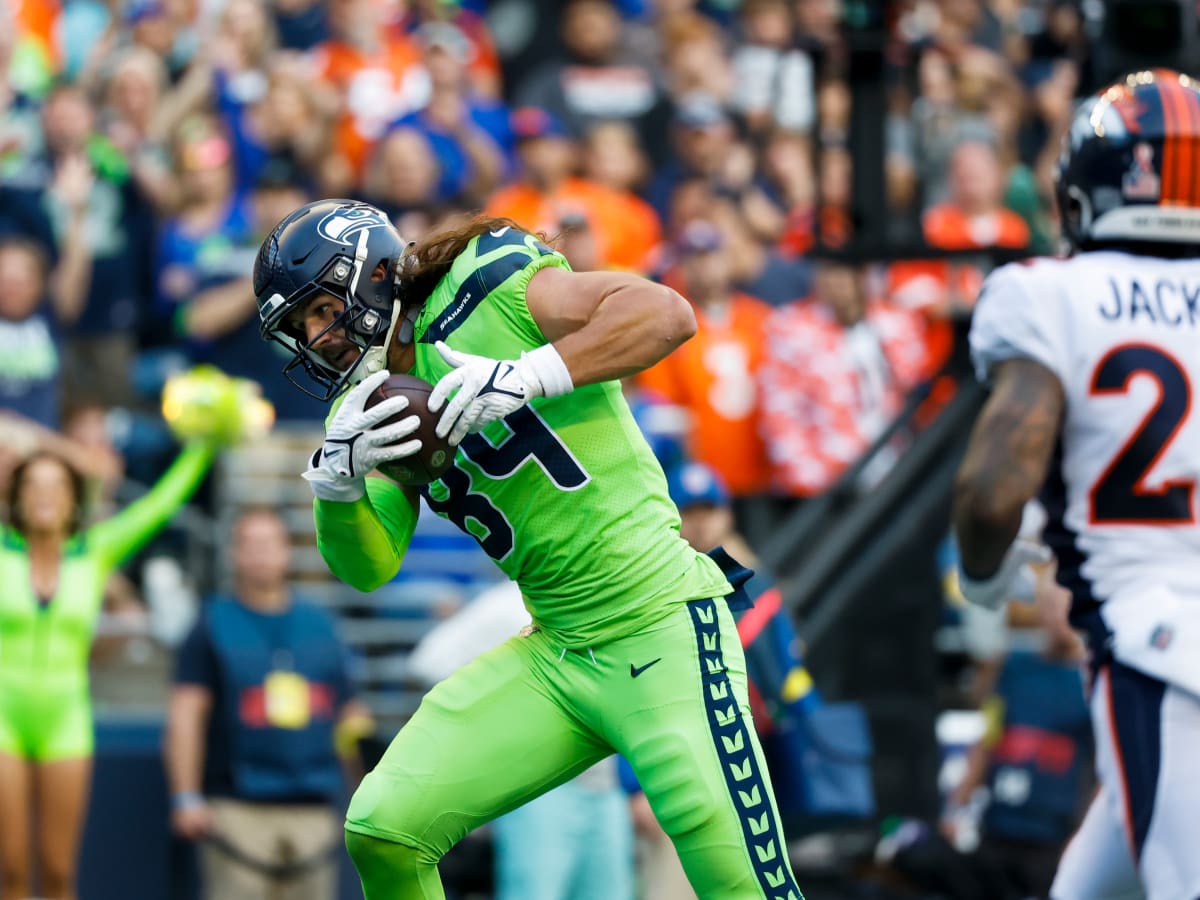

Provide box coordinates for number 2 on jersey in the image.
[1089,344,1195,525]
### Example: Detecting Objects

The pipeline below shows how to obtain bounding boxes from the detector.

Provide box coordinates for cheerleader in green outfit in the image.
[0,370,261,900]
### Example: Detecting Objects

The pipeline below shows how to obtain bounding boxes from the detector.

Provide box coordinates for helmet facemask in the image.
[260,227,403,401]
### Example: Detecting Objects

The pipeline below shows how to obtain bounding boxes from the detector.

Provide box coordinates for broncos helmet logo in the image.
[317,206,390,244]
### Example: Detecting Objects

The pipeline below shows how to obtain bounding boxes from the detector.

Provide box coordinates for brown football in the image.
[363,374,456,485]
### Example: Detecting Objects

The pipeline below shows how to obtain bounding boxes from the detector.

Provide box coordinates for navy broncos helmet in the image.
[1058,69,1200,253]
[254,199,409,400]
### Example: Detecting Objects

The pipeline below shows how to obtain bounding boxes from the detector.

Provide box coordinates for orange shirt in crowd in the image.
[636,293,773,496]
[887,202,1031,373]
[311,35,427,175]
[922,203,1031,251]
[486,179,660,273]
[758,299,930,497]
[12,0,61,71]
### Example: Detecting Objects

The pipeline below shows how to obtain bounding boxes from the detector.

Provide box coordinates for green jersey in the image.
[384,228,728,646]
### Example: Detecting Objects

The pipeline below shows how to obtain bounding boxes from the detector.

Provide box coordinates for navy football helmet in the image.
[1058,69,1200,253]
[254,199,410,400]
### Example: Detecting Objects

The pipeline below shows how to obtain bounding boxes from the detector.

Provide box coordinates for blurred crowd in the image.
[1,0,1100,502]
[0,0,1111,897]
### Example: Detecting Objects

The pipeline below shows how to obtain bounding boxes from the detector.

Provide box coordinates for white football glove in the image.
[428,340,573,446]
[957,539,1052,610]
[302,370,422,502]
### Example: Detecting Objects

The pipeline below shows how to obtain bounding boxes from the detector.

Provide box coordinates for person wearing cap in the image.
[398,0,504,100]
[646,93,738,225]
[485,107,649,271]
[383,20,508,207]
[636,219,773,539]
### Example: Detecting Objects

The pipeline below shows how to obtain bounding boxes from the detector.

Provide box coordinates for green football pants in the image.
[345,597,804,900]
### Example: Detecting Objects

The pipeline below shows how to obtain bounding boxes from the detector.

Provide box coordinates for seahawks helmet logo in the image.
[317,206,390,244]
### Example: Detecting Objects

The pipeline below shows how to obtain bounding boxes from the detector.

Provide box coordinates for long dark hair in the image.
[398,215,547,307]
[6,453,87,537]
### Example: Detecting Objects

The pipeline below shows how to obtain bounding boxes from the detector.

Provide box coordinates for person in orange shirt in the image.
[891,138,1033,375]
[922,139,1032,251]
[636,220,773,526]
[581,120,663,272]
[310,0,425,179]
[485,107,654,272]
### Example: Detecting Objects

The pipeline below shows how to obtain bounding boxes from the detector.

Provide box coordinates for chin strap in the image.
[353,298,405,384]
[348,243,419,386]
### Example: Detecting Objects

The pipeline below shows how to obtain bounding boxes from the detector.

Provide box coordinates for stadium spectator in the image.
[270,0,330,51]
[706,194,812,307]
[310,0,425,182]
[892,46,997,214]
[362,125,447,239]
[730,0,816,138]
[254,198,804,898]
[165,507,373,900]
[758,253,931,500]
[0,429,218,900]
[397,0,504,100]
[384,22,508,208]
[144,116,254,356]
[94,46,177,211]
[762,128,820,259]
[923,139,1031,253]
[10,81,150,409]
[637,219,774,525]
[580,120,663,264]
[486,107,647,271]
[659,11,734,110]
[645,94,782,244]
[0,230,88,428]
[240,57,338,190]
[555,212,602,273]
[514,0,667,166]
[646,93,734,224]
[407,579,635,900]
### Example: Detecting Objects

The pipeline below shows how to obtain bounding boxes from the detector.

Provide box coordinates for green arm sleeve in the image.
[314,478,418,592]
[87,441,216,568]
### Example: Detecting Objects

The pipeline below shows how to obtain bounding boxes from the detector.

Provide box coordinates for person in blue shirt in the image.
[164,507,374,900]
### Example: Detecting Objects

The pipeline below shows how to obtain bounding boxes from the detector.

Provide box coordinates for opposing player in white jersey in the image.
[955,68,1200,900]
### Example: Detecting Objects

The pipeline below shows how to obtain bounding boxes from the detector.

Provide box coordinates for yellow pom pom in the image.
[162,366,275,445]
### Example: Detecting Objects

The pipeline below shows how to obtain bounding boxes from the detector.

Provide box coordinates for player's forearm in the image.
[314,479,417,591]
[49,207,92,326]
[954,359,1063,577]
[164,690,209,796]
[954,446,1030,576]
[91,441,216,566]
[554,282,696,386]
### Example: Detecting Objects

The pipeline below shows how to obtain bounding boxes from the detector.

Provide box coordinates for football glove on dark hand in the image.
[958,539,1052,610]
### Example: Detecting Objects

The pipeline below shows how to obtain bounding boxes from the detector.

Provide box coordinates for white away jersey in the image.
[971,252,1200,673]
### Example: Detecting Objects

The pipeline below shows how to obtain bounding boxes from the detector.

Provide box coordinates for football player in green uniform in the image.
[254,199,803,900]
